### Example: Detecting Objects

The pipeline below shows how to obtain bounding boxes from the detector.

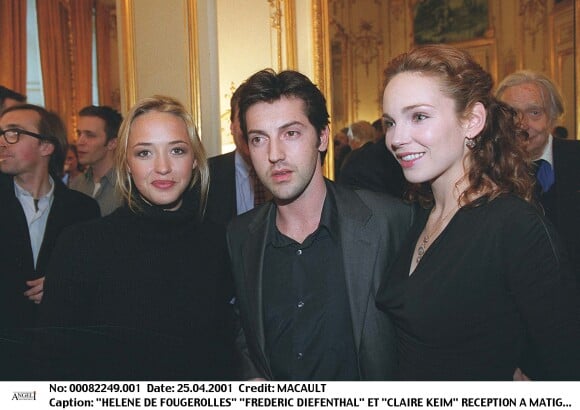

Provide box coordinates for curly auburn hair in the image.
[383,44,535,208]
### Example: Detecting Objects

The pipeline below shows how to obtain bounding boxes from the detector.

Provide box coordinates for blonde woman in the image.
[39,96,237,380]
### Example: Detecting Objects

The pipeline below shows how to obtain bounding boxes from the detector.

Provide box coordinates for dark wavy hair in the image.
[78,105,123,142]
[383,44,535,208]
[238,69,330,143]
[229,82,247,122]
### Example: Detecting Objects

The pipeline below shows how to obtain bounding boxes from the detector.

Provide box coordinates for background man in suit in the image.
[206,83,269,226]
[0,104,100,328]
[227,69,414,380]
[338,137,406,198]
[338,115,406,197]
[70,105,123,216]
[497,70,580,279]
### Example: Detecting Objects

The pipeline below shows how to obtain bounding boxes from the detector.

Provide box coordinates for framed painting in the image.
[413,0,489,44]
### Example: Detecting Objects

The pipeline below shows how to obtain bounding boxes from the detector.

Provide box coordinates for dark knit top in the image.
[38,189,238,380]
[377,195,580,380]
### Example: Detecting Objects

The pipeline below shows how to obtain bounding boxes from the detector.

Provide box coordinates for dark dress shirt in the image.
[262,193,358,380]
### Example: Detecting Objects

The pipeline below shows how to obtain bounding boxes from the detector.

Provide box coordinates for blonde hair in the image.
[115,95,209,214]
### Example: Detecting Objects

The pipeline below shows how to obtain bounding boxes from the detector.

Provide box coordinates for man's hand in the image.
[24,277,45,304]
[513,367,531,381]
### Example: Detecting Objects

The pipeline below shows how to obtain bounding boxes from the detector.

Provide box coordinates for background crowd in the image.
[0,44,579,381]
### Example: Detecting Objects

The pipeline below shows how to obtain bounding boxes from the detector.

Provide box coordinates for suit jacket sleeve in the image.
[503,204,580,380]
[226,227,267,380]
[232,299,264,380]
[38,224,96,327]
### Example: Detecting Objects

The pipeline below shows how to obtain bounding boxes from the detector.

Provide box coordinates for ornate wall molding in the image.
[312,0,331,98]
[268,0,297,70]
[268,0,283,69]
[391,0,405,20]
[312,0,334,179]
[118,0,136,111]
[186,0,201,131]
[283,0,297,69]
[353,20,382,76]
[519,0,547,48]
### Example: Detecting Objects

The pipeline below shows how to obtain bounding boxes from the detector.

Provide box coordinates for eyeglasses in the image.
[0,128,51,144]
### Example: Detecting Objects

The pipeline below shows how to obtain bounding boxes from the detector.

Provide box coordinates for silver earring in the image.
[465,137,476,149]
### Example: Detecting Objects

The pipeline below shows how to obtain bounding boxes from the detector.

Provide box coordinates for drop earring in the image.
[465,135,476,149]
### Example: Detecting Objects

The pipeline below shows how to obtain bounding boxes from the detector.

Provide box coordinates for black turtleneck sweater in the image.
[37,190,238,380]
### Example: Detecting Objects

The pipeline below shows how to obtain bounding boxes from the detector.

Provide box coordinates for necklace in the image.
[416,205,459,264]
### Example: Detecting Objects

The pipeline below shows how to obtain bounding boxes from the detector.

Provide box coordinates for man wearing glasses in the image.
[0,104,100,329]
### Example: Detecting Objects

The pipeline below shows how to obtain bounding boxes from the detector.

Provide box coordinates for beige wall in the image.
[117,0,326,158]
[216,0,324,154]
[117,0,192,109]
[117,0,576,158]
[117,0,218,154]
[216,0,281,152]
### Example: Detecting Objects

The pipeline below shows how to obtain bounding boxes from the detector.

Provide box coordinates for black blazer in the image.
[206,151,237,227]
[338,141,406,198]
[0,175,100,328]
[541,138,580,278]
[227,181,414,380]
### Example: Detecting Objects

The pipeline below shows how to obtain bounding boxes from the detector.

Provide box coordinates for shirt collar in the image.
[83,167,93,181]
[84,166,116,184]
[104,167,116,183]
[267,181,339,246]
[14,175,55,201]
[234,150,251,177]
[537,134,554,166]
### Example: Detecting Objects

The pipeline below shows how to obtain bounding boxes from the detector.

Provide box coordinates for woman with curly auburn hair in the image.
[38,96,237,380]
[376,44,579,380]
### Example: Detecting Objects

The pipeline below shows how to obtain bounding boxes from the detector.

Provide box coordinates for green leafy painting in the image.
[414,0,489,44]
